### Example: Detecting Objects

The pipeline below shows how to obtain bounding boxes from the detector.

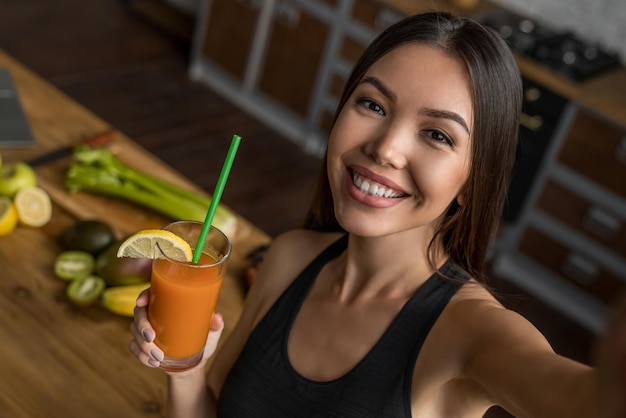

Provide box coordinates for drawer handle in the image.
[520,112,544,131]
[582,206,621,240]
[561,253,598,286]
[615,137,626,166]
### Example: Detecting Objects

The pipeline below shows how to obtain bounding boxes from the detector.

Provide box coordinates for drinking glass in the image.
[148,220,231,371]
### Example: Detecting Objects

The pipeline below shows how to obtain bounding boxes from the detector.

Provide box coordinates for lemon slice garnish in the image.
[116,229,193,262]
[0,197,18,235]
[14,186,52,227]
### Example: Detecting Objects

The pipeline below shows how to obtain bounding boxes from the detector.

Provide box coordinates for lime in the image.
[0,197,18,236]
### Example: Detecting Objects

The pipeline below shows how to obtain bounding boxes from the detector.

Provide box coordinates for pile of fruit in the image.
[55,219,152,316]
[0,154,52,235]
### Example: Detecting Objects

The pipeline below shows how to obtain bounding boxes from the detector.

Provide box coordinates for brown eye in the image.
[357,98,385,116]
[425,129,454,147]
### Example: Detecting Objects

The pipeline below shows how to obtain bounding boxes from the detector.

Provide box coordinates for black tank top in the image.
[217,235,469,417]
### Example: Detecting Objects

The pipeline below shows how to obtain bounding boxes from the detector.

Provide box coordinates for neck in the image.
[333,231,447,303]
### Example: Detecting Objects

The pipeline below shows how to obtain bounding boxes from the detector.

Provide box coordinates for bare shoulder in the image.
[444,280,552,354]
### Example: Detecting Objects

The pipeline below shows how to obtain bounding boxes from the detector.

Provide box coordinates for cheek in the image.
[413,157,469,199]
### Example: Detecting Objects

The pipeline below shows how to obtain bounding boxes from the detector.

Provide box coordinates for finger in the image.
[129,322,164,366]
[204,312,225,357]
[135,288,150,308]
[211,312,224,331]
[133,293,153,340]
[128,340,161,368]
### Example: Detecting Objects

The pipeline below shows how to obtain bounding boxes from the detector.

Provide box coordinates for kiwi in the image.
[54,251,95,281]
[59,220,116,255]
[66,275,106,307]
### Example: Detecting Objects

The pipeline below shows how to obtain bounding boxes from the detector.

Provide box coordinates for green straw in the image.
[192,134,241,263]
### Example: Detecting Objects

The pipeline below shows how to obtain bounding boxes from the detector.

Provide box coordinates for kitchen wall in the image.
[491,0,626,61]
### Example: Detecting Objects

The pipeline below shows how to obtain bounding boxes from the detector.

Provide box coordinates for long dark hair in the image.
[303,12,522,282]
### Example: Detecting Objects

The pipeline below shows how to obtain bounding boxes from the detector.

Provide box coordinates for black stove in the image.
[475,10,622,81]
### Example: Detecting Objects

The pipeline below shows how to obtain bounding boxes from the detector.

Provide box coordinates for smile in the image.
[352,172,406,198]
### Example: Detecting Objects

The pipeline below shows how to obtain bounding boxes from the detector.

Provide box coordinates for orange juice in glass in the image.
[148,220,231,371]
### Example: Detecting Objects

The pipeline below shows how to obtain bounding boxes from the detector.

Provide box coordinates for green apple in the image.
[0,162,37,197]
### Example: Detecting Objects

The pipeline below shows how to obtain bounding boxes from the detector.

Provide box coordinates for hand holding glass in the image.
[148,220,231,371]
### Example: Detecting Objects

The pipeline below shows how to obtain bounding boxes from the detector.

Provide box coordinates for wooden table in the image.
[0,49,270,417]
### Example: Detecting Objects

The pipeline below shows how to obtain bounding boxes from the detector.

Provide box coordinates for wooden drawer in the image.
[339,35,367,66]
[201,0,261,80]
[536,180,626,259]
[519,226,625,305]
[558,109,626,199]
[258,1,330,117]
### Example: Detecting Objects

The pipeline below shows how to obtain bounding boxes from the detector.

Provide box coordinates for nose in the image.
[364,125,410,169]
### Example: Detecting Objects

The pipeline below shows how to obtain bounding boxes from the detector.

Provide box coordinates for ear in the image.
[456,192,466,206]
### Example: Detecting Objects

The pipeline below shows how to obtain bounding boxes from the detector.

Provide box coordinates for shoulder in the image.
[412,279,556,412]
[440,280,556,391]
[442,280,553,361]
[418,275,554,379]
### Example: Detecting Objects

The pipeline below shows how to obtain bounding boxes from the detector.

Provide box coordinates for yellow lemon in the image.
[116,229,192,262]
[14,186,52,227]
[0,197,18,235]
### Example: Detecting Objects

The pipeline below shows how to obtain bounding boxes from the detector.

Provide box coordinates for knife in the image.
[27,130,116,167]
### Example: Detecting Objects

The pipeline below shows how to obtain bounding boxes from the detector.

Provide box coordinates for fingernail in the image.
[142,328,155,343]
[150,348,164,362]
[147,358,160,368]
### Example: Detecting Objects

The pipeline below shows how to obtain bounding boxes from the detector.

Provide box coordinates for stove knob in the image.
[584,46,598,60]
[561,40,578,65]
[563,51,577,65]
[519,19,535,34]
[499,25,513,39]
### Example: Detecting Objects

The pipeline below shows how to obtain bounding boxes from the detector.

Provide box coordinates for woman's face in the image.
[327,43,473,238]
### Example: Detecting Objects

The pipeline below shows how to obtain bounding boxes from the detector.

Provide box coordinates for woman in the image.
[130,12,626,417]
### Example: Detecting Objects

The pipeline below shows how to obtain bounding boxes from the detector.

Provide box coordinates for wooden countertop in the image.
[0,49,270,417]
[379,0,626,127]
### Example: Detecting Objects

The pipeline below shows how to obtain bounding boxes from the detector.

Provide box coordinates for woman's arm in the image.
[462,300,598,418]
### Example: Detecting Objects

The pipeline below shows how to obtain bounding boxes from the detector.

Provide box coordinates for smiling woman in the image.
[128,11,626,418]
[326,43,474,241]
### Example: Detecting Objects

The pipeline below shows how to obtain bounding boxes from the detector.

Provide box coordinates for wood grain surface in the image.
[0,49,270,418]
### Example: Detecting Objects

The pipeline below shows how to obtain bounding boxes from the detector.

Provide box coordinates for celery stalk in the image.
[65,146,237,236]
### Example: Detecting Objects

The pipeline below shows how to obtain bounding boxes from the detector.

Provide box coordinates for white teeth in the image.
[352,173,403,198]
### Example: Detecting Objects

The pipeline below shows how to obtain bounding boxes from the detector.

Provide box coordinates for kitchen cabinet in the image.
[190,0,404,156]
[199,0,261,81]
[257,1,330,118]
[493,103,626,333]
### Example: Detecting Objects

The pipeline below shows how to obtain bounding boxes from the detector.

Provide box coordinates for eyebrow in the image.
[359,76,470,134]
[360,76,396,102]
[419,108,470,134]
